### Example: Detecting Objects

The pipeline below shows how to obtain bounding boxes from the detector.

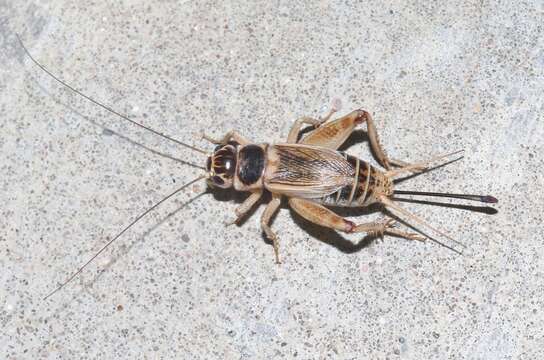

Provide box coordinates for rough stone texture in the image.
[2,1,543,359]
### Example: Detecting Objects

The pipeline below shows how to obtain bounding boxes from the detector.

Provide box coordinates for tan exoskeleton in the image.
[202,107,468,264]
[17,35,497,300]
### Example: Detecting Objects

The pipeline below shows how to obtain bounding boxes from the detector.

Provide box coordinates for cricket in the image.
[17,35,498,301]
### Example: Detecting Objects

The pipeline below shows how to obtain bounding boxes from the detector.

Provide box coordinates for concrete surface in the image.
[1,1,543,359]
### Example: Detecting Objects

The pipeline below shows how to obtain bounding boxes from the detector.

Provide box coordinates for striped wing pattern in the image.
[265,144,355,198]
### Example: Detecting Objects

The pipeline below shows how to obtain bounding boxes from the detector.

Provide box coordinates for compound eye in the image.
[223,158,235,176]
[214,144,223,152]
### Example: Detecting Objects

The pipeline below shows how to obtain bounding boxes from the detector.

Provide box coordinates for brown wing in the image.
[264,144,355,198]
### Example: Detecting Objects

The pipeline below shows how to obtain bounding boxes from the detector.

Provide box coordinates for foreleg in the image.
[202,130,251,146]
[260,195,282,263]
[226,191,262,225]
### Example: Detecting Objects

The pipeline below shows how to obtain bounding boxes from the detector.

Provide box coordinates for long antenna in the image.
[16,34,208,155]
[393,190,498,204]
[43,175,206,300]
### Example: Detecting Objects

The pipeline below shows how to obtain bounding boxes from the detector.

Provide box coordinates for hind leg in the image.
[288,198,424,241]
[299,109,422,171]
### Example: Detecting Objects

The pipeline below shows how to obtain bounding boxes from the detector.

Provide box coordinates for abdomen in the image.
[313,154,378,207]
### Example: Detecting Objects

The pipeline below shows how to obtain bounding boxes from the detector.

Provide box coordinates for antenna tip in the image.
[481,195,498,204]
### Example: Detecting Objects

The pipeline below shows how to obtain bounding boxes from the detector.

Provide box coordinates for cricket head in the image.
[206,144,238,189]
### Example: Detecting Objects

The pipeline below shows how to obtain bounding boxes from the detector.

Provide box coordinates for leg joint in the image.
[355,109,370,124]
[344,220,356,233]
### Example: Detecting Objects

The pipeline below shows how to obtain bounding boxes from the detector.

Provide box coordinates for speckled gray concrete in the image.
[2,1,543,359]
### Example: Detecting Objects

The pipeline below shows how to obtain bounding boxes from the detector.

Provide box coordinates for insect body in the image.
[17,35,497,300]
[202,109,471,264]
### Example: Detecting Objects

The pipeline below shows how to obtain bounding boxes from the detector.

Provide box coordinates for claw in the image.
[406,233,426,242]
[406,164,428,173]
[224,215,240,227]
[269,234,281,264]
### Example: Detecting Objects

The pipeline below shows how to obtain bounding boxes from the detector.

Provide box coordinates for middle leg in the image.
[286,103,340,143]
